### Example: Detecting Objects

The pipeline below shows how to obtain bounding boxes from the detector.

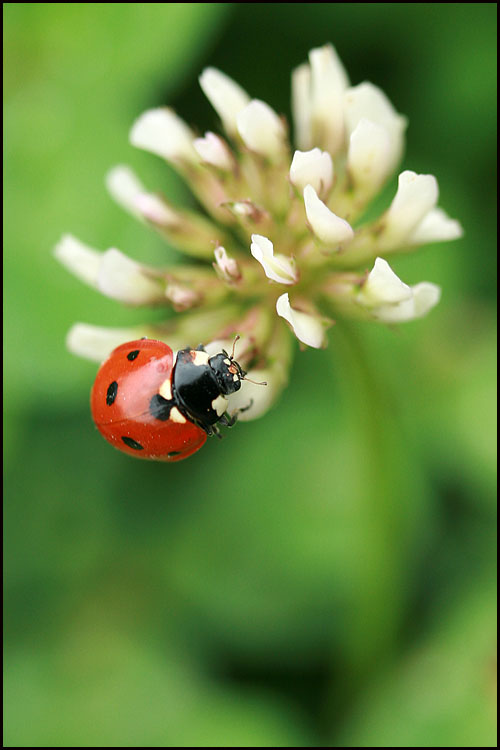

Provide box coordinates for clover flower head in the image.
[56,43,463,421]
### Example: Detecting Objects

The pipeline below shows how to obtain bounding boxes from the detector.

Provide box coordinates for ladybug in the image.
[91,337,262,462]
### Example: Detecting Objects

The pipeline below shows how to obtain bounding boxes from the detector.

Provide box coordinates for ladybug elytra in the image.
[91,337,262,461]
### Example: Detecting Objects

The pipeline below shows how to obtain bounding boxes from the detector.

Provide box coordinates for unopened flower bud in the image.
[213,246,242,282]
[289,148,333,196]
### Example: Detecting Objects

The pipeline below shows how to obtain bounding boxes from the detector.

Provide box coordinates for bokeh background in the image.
[4,3,497,747]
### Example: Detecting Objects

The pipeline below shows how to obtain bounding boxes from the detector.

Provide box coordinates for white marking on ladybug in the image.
[191,350,210,367]
[224,358,231,366]
[159,378,172,400]
[212,394,228,416]
[170,406,187,424]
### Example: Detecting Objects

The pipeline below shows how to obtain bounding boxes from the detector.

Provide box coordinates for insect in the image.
[90,337,265,462]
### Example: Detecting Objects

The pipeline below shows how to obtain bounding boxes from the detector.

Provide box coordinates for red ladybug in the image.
[91,338,254,462]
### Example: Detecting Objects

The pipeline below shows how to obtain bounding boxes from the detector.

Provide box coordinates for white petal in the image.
[359,257,412,306]
[408,207,464,245]
[291,62,313,150]
[276,293,326,348]
[303,184,354,246]
[130,107,197,163]
[289,148,333,195]
[237,100,286,160]
[309,44,349,155]
[344,82,406,173]
[97,248,164,305]
[106,165,146,218]
[66,323,152,362]
[54,234,101,287]
[199,67,250,136]
[250,234,297,285]
[133,193,178,226]
[384,170,439,246]
[373,282,441,323]
[193,132,234,171]
[411,283,442,317]
[106,166,178,226]
[347,119,392,191]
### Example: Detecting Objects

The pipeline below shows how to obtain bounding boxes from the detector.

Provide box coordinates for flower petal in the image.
[193,132,234,171]
[303,184,354,246]
[291,62,313,150]
[199,67,250,136]
[276,293,327,348]
[237,100,287,161]
[383,170,439,246]
[97,248,165,305]
[309,44,349,155]
[66,323,156,362]
[289,148,333,195]
[407,207,464,245]
[130,107,198,163]
[344,83,406,174]
[250,234,298,285]
[347,118,393,192]
[106,165,178,226]
[54,234,101,286]
[373,282,441,323]
[358,257,412,307]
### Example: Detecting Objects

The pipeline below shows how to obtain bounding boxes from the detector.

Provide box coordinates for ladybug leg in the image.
[219,399,254,428]
[219,412,236,428]
[196,419,223,439]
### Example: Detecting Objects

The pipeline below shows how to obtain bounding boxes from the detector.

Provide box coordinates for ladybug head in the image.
[208,351,246,395]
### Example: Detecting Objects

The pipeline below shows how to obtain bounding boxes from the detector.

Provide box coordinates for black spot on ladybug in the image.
[149,394,173,421]
[168,451,181,458]
[127,350,140,361]
[121,436,144,450]
[106,381,118,405]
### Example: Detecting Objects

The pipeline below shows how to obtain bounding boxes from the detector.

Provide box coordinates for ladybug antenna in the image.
[241,374,267,386]
[228,334,267,385]
[230,334,240,360]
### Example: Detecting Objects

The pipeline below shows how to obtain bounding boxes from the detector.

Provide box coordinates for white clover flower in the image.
[56,43,463,425]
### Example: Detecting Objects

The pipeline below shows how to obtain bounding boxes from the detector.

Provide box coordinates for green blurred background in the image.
[4,3,497,747]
